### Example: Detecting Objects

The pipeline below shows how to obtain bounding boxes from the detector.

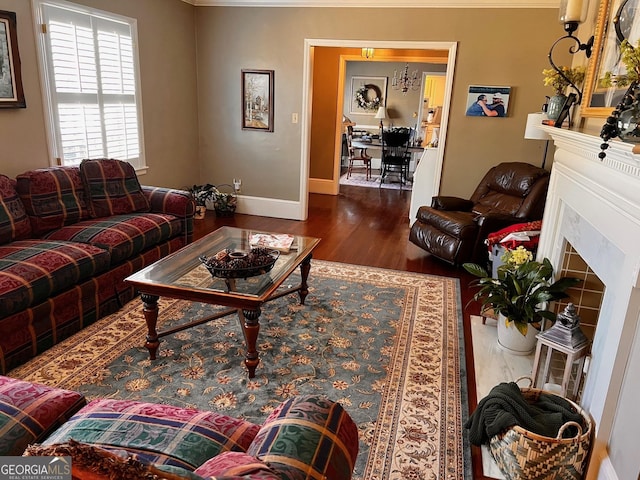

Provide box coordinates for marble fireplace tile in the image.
[472,315,535,397]
[471,315,535,479]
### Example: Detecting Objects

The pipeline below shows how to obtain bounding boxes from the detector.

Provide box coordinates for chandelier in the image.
[392,64,419,94]
[361,47,374,59]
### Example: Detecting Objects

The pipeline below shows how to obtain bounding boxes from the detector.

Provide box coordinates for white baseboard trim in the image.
[233,194,305,220]
[309,177,338,195]
[594,456,619,480]
[587,442,619,480]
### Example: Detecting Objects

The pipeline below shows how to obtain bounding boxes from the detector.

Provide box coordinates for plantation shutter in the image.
[38,2,143,168]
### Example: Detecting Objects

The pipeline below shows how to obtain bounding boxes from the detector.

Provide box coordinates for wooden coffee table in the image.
[125,226,320,378]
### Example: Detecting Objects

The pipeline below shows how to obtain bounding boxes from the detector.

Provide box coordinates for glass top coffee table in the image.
[125,226,320,378]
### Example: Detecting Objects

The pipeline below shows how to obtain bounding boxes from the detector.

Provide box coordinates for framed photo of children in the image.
[242,69,274,132]
[0,10,26,108]
[465,85,511,117]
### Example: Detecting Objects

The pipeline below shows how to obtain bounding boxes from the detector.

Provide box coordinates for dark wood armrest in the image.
[475,214,523,230]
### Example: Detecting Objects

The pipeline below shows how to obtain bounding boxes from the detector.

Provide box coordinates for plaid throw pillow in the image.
[16,166,89,236]
[0,174,32,244]
[0,376,86,456]
[247,395,359,480]
[44,398,261,471]
[80,159,150,218]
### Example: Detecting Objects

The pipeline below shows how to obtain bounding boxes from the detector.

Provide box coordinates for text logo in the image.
[0,457,71,480]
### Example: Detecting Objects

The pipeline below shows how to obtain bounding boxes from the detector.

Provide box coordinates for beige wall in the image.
[342,61,446,131]
[1,2,569,202]
[195,7,568,201]
[1,0,49,177]
[0,0,199,189]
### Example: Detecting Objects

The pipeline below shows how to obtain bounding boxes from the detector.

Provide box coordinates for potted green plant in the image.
[463,246,581,355]
[542,65,585,121]
[210,184,237,217]
[187,184,217,219]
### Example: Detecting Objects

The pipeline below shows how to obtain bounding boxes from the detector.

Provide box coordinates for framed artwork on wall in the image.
[242,69,274,132]
[350,76,387,115]
[465,85,511,117]
[582,0,639,118]
[0,10,26,109]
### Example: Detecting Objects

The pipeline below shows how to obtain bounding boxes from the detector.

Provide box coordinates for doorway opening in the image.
[302,39,457,219]
[337,64,447,192]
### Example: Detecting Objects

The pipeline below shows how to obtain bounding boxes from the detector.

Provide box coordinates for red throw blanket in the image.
[486,220,542,252]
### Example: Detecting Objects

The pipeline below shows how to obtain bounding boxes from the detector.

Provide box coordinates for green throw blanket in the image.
[465,382,585,446]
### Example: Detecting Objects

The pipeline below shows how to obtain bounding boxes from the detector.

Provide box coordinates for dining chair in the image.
[346,126,372,180]
[380,129,411,186]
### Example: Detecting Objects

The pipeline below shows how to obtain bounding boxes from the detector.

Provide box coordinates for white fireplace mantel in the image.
[542,126,640,212]
[537,126,640,480]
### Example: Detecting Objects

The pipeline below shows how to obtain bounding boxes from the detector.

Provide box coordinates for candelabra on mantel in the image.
[547,0,594,114]
[392,64,419,94]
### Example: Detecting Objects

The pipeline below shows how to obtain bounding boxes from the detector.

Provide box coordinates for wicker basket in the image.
[212,184,237,217]
[489,386,593,480]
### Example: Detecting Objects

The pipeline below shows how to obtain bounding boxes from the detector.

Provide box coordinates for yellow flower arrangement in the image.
[542,65,586,95]
[504,245,533,267]
[601,40,640,87]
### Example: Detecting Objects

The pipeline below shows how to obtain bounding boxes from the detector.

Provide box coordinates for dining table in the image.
[351,139,424,154]
[351,138,425,175]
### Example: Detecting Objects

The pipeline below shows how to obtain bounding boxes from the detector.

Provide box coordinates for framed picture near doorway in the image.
[350,76,387,115]
[0,10,26,109]
[465,85,511,117]
[242,69,274,132]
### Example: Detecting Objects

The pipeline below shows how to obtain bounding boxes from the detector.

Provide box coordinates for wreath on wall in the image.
[355,84,382,111]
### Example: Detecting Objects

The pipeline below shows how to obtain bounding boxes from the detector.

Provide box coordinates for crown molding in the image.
[185,0,558,7]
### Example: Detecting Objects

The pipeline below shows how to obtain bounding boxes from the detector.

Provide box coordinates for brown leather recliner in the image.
[409,162,550,266]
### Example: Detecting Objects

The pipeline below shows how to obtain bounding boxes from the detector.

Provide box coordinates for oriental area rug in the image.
[9,260,471,480]
[339,172,413,191]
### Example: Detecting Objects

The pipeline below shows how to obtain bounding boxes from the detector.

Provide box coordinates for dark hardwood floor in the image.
[193,184,487,479]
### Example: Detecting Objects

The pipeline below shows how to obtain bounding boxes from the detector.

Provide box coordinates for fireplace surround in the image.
[537,126,640,480]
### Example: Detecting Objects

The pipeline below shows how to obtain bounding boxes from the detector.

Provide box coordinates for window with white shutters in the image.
[33,1,145,169]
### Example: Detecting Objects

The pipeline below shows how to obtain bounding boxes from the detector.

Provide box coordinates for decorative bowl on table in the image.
[199,247,280,279]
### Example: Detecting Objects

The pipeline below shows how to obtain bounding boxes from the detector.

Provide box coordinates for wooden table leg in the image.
[239,307,261,378]
[141,293,160,360]
[298,254,312,305]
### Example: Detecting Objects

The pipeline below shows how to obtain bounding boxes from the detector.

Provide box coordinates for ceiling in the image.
[181,0,558,7]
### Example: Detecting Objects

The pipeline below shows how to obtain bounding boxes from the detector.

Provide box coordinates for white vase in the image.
[496,314,538,356]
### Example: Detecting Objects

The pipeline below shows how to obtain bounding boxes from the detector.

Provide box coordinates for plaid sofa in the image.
[0,160,195,374]
[1,376,358,480]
